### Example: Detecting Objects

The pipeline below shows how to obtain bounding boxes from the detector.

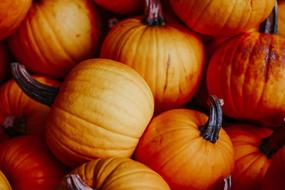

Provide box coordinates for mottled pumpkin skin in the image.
[135,109,234,190]
[207,32,285,126]
[9,0,101,79]
[262,146,285,190]
[0,136,65,190]
[169,0,275,37]
[280,2,285,37]
[0,76,59,137]
[59,157,170,190]
[46,59,154,167]
[101,19,205,112]
[0,171,11,190]
[0,0,32,40]
[226,125,273,190]
[0,43,9,83]
[94,0,143,14]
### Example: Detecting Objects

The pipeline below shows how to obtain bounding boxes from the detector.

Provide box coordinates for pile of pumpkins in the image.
[0,0,285,189]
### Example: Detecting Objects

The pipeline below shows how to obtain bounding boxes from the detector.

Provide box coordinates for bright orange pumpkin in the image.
[0,43,9,83]
[58,157,170,190]
[0,0,32,40]
[280,2,285,37]
[9,0,102,79]
[0,136,66,190]
[0,171,11,190]
[169,0,275,37]
[135,96,234,190]
[11,59,154,167]
[100,0,205,113]
[0,76,60,137]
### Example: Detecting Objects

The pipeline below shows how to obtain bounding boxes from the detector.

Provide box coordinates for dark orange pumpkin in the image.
[169,0,275,37]
[101,0,205,112]
[280,1,285,37]
[9,0,102,79]
[206,4,285,126]
[0,43,9,83]
[135,96,234,190]
[0,136,66,190]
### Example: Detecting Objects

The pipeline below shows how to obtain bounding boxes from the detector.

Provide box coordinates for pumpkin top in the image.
[142,0,165,26]
[259,0,278,34]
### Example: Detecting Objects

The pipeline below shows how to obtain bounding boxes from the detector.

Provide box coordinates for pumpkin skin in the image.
[0,0,32,40]
[280,2,285,37]
[100,17,205,113]
[0,43,9,83]
[58,157,170,190]
[207,32,285,126]
[0,76,59,137]
[94,0,143,15]
[45,59,154,167]
[9,0,101,79]
[0,136,65,190]
[225,124,273,190]
[169,0,275,37]
[135,109,234,190]
[0,171,11,190]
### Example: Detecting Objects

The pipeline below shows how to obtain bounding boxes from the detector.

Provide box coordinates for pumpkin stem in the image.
[66,174,96,190]
[200,95,224,143]
[259,122,285,158]
[2,116,27,137]
[10,62,59,107]
[142,0,165,26]
[259,0,278,34]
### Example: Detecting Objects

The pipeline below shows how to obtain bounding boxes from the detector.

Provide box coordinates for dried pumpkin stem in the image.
[200,95,223,143]
[10,62,59,107]
[259,0,278,34]
[142,0,165,26]
[260,123,285,158]
[66,174,96,190]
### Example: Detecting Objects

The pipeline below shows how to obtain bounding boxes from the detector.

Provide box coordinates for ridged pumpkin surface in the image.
[279,2,285,37]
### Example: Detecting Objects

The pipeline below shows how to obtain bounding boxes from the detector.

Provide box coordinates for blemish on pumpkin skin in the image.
[76,34,81,38]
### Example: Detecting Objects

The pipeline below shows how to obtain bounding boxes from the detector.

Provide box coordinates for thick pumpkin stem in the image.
[259,0,278,34]
[260,123,285,158]
[10,62,59,107]
[200,95,224,143]
[66,174,96,190]
[142,0,165,26]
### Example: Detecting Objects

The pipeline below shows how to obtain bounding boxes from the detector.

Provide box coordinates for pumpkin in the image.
[0,171,11,190]
[0,76,59,137]
[0,0,32,40]
[169,0,275,37]
[58,157,170,190]
[11,59,154,167]
[206,4,285,126]
[94,0,144,15]
[9,0,102,79]
[100,0,205,113]
[0,136,66,190]
[0,43,9,83]
[135,96,234,190]
[280,1,285,37]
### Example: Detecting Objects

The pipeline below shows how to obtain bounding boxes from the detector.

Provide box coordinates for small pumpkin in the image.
[0,76,60,137]
[100,0,205,113]
[11,59,154,167]
[0,171,11,190]
[169,0,275,37]
[0,43,9,83]
[135,96,234,190]
[9,0,102,79]
[58,157,170,190]
[0,136,66,190]
[206,3,285,126]
[0,0,32,40]
[279,1,285,37]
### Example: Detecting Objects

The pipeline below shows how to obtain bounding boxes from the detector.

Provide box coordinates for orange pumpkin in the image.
[100,0,205,113]
[280,1,285,37]
[0,136,66,190]
[169,0,275,37]
[9,0,102,79]
[0,0,32,40]
[206,5,285,126]
[0,43,9,83]
[58,157,170,190]
[94,0,144,15]
[11,59,154,167]
[135,96,234,190]
[0,76,60,137]
[0,171,11,190]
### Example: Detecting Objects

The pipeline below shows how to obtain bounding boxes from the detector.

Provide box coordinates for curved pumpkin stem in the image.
[260,122,285,158]
[259,0,278,34]
[10,62,59,107]
[142,0,165,26]
[66,174,96,190]
[200,95,224,143]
